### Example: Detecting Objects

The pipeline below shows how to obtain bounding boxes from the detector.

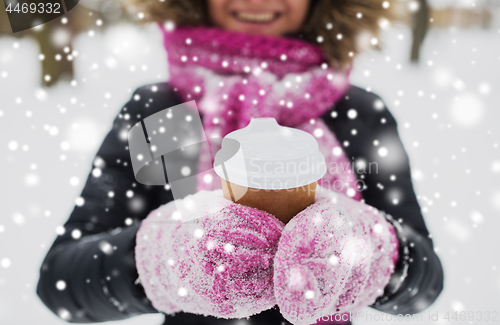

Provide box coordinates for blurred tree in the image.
[410,0,429,63]
[0,0,133,87]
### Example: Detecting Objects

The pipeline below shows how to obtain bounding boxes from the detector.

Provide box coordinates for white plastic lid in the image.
[213,117,327,190]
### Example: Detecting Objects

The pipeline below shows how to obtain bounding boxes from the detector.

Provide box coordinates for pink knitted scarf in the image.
[159,25,362,201]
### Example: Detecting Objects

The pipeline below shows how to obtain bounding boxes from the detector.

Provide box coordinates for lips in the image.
[232,11,281,24]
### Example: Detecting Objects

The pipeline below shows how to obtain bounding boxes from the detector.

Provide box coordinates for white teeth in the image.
[237,12,275,23]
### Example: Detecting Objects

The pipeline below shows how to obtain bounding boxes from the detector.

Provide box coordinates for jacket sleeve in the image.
[36,82,182,323]
[320,85,444,315]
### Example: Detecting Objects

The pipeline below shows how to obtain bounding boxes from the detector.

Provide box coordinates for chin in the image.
[238,29,281,36]
[227,22,284,37]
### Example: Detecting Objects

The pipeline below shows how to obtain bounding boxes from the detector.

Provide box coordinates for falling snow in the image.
[0,17,499,324]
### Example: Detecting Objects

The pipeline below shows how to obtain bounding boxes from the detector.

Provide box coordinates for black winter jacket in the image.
[36,82,444,324]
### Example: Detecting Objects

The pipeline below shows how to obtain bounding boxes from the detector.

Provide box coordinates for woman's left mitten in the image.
[136,189,285,319]
[273,186,399,325]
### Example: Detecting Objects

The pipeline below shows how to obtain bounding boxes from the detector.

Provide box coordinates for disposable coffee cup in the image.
[213,118,327,224]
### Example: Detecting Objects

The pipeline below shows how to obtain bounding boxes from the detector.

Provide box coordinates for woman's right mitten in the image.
[273,186,399,325]
[135,189,285,319]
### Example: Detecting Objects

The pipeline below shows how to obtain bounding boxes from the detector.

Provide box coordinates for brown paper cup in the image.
[221,178,317,224]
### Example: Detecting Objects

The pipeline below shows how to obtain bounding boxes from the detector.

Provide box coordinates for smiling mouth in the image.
[232,11,282,24]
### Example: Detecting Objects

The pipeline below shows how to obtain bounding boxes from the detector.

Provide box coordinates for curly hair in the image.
[125,0,397,68]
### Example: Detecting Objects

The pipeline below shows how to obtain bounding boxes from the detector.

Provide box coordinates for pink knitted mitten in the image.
[273,186,399,325]
[135,189,285,319]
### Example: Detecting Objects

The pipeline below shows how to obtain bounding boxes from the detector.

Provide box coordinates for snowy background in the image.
[1,2,500,325]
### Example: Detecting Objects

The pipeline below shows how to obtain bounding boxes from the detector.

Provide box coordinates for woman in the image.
[36,0,444,324]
